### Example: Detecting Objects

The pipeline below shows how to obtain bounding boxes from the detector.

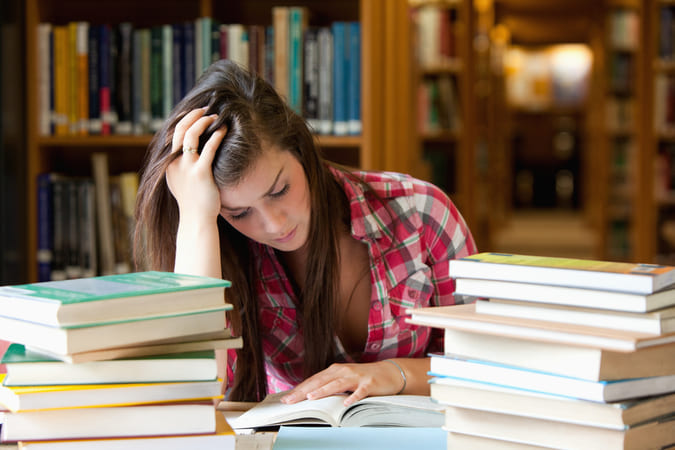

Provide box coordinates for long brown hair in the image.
[134,60,348,401]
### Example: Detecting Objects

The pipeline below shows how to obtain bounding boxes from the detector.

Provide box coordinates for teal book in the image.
[0,271,231,327]
[1,344,220,385]
[272,426,447,450]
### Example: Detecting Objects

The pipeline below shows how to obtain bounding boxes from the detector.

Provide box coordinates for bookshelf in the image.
[24,0,411,282]
[644,0,675,264]
[408,0,477,243]
[595,0,644,261]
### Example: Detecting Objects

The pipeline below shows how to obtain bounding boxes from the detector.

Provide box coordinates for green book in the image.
[1,343,219,386]
[0,271,231,327]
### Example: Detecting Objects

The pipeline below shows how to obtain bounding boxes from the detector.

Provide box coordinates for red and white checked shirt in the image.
[227,168,477,394]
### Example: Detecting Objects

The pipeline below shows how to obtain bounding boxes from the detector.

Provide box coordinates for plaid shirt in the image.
[227,169,477,393]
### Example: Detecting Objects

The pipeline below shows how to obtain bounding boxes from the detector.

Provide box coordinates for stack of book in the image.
[407,252,675,449]
[0,271,242,448]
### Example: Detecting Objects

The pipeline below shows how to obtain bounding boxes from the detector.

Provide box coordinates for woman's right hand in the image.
[166,107,227,222]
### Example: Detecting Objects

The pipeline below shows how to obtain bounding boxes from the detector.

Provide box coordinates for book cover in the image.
[272,426,447,450]
[1,402,217,442]
[0,271,230,327]
[0,307,229,356]
[444,406,675,450]
[0,373,222,412]
[455,277,675,313]
[407,304,675,352]
[26,330,242,364]
[98,24,113,135]
[475,298,675,334]
[14,412,235,449]
[1,344,220,386]
[440,327,675,381]
[228,391,444,429]
[75,21,89,136]
[449,252,675,295]
[429,353,675,403]
[430,377,675,430]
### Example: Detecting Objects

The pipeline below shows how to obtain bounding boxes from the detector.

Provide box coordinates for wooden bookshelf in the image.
[593,0,645,262]
[24,0,411,282]
[407,0,477,240]
[642,0,675,264]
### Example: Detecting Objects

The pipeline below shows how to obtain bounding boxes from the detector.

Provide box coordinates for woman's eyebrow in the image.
[221,167,284,212]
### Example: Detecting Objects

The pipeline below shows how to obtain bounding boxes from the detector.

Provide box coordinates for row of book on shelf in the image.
[407,252,675,449]
[37,7,361,139]
[37,153,138,282]
[0,271,242,448]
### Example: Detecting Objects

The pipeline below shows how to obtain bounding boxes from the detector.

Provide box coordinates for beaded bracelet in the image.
[384,359,407,395]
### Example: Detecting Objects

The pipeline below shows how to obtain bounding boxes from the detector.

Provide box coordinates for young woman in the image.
[134,60,477,405]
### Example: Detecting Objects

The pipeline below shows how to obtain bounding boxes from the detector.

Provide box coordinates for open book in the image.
[225,392,445,429]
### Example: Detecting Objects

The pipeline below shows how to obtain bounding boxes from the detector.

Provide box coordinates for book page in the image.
[228,392,347,428]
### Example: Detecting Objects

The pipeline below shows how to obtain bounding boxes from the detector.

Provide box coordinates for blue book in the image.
[264,25,275,86]
[36,173,55,282]
[288,7,307,115]
[273,426,447,450]
[331,22,348,136]
[172,23,184,106]
[429,353,675,403]
[183,21,196,94]
[347,21,361,136]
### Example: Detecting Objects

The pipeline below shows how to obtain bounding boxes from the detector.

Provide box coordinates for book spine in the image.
[50,176,67,281]
[200,17,212,74]
[64,178,81,279]
[183,22,196,96]
[162,24,173,120]
[149,25,164,132]
[37,23,53,136]
[347,21,361,135]
[264,25,275,86]
[99,24,112,136]
[131,29,142,134]
[91,153,116,276]
[67,22,78,135]
[288,7,306,115]
[210,19,221,66]
[303,27,320,131]
[273,7,289,102]
[139,28,152,134]
[317,27,333,135]
[53,26,69,136]
[172,23,184,107]
[332,22,348,136]
[115,22,133,135]
[76,21,89,135]
[36,173,54,282]
[79,179,98,278]
[87,24,102,134]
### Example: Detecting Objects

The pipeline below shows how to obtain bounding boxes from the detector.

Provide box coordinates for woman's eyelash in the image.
[270,184,289,198]
[230,209,250,220]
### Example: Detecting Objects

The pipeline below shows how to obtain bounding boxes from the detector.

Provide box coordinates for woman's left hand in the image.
[280,360,406,407]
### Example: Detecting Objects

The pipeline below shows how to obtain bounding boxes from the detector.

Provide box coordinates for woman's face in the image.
[218,146,311,253]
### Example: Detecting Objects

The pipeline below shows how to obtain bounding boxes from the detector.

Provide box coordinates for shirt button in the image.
[369,343,381,351]
[408,289,418,299]
[372,302,382,311]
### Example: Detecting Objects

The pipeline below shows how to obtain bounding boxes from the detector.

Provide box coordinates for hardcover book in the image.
[1,345,219,386]
[0,271,231,327]
[449,252,675,295]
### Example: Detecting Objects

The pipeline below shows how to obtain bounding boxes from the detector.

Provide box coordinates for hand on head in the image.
[166,107,227,222]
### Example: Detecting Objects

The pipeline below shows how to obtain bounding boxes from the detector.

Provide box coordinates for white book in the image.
[475,299,675,334]
[449,252,675,296]
[430,354,675,403]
